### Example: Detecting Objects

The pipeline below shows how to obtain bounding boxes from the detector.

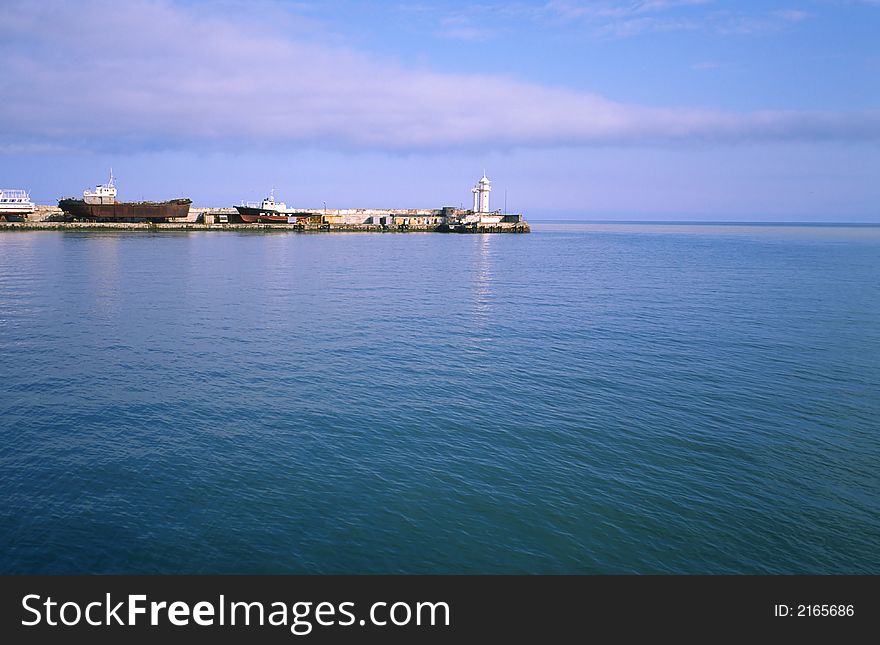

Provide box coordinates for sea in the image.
[0,222,878,574]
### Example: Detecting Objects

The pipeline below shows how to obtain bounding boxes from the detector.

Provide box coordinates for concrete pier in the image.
[0,205,530,233]
[0,220,530,234]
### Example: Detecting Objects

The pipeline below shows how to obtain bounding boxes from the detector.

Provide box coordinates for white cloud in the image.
[1,0,877,154]
[773,9,810,22]
[542,1,814,38]
[545,0,712,19]
[595,15,699,37]
[436,16,495,41]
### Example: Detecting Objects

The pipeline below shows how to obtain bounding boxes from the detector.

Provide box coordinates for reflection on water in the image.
[86,235,121,309]
[472,234,494,323]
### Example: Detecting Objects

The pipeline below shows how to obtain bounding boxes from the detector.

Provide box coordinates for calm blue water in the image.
[1,223,878,574]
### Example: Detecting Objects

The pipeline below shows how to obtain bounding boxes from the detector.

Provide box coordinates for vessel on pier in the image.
[58,171,191,222]
[0,189,36,220]
[234,190,312,223]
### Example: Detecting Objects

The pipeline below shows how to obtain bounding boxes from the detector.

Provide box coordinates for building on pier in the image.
[472,172,491,213]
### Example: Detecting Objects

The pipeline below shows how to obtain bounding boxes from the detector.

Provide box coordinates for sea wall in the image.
[4,204,529,233]
[0,220,530,233]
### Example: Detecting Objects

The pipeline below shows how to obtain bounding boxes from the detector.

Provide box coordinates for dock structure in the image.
[2,173,530,233]
[0,217,530,234]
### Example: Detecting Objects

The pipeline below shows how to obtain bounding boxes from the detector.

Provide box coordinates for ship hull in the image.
[58,198,191,221]
[0,204,35,221]
[0,206,35,216]
[234,206,315,223]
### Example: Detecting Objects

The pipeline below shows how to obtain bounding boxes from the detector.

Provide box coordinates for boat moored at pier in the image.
[58,171,191,222]
[0,189,36,221]
[234,190,314,223]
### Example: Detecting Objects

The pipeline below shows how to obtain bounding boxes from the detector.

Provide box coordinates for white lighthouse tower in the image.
[471,172,492,213]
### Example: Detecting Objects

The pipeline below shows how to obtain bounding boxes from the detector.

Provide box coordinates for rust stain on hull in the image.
[58,198,191,221]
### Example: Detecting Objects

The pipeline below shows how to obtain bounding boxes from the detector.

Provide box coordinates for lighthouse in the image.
[471,172,492,213]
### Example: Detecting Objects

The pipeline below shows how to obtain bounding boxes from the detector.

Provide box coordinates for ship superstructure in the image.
[83,170,118,204]
[0,189,36,220]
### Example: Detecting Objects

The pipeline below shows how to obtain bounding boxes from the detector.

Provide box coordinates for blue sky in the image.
[1,0,878,220]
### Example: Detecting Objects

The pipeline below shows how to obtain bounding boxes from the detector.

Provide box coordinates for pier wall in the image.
[0,220,530,234]
[5,205,529,233]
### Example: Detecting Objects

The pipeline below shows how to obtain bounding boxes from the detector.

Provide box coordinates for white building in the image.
[471,172,492,213]
[464,172,502,225]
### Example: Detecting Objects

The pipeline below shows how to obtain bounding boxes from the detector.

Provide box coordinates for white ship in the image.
[0,189,36,220]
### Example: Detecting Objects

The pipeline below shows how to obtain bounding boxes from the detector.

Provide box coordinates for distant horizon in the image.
[529,218,880,225]
[2,0,878,221]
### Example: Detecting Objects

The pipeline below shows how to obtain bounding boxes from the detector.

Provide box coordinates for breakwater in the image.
[0,220,530,233]
[1,205,529,233]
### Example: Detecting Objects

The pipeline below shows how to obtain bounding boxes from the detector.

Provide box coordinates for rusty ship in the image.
[234,190,313,223]
[58,171,191,222]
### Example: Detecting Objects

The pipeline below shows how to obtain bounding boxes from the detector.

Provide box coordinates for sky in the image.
[1,0,878,220]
